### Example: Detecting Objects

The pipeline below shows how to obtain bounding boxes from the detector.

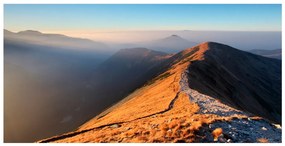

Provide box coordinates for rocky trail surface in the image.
[180,71,281,143]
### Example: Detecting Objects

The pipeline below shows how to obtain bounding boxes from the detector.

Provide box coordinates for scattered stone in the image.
[272,124,281,129]
[110,124,120,128]
[231,134,236,139]
[261,127,267,131]
[167,129,172,132]
[151,115,157,118]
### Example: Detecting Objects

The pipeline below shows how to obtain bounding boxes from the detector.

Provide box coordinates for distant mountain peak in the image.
[166,34,183,39]
[143,34,197,53]
[171,34,179,37]
[4,29,15,35]
[18,30,43,35]
[160,34,189,43]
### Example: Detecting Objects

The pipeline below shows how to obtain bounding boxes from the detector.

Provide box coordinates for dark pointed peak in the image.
[168,34,183,38]
[162,34,187,41]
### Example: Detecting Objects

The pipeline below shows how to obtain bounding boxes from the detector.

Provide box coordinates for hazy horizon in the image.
[5,29,282,42]
[4,29,282,50]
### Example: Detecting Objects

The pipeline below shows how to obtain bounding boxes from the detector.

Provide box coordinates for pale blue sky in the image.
[4,4,281,32]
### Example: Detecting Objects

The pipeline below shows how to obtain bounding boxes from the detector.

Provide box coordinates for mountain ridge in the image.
[38,42,281,143]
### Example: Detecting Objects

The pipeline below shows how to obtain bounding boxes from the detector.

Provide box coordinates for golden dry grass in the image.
[53,91,244,143]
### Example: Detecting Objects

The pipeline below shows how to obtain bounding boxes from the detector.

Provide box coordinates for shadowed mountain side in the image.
[87,48,171,110]
[185,42,281,123]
